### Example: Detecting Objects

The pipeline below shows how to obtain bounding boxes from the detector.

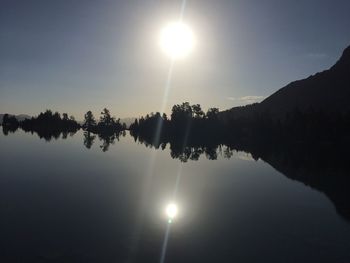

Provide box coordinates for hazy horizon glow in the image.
[1,0,350,119]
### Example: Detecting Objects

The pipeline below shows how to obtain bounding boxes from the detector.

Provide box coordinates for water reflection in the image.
[133,135,350,222]
[2,127,350,223]
[255,144,350,221]
[2,125,77,141]
[97,131,126,152]
[136,137,255,163]
[2,126,128,152]
[2,125,19,135]
[83,131,96,149]
[1,128,350,262]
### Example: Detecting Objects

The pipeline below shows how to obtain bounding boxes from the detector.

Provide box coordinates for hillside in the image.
[221,45,350,121]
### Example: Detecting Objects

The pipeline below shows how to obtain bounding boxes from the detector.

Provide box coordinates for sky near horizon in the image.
[1,0,350,119]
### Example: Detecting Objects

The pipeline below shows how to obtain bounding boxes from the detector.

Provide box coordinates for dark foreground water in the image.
[0,130,350,262]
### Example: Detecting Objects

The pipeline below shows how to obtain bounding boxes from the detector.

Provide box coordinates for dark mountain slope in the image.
[221,45,350,121]
[259,45,350,118]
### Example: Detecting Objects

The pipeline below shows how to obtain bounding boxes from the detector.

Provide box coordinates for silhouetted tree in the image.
[20,109,80,141]
[2,114,9,125]
[171,102,193,123]
[2,114,19,133]
[192,104,205,119]
[100,108,114,127]
[2,114,19,126]
[62,113,69,121]
[83,111,97,130]
[206,108,219,120]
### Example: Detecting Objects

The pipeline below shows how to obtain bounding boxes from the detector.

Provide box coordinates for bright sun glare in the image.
[160,22,195,59]
[165,203,178,221]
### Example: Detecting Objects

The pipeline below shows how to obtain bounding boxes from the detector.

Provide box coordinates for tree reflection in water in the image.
[133,133,350,222]
[2,127,350,222]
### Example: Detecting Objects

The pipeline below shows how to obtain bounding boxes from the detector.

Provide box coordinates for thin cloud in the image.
[227,95,265,104]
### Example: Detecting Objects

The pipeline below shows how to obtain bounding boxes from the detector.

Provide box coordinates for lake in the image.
[1,129,350,262]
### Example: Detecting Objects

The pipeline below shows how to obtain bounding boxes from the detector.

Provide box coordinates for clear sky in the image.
[1,0,350,119]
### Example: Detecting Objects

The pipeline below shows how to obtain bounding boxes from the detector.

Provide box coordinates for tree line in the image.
[1,108,127,137]
[129,102,350,148]
[3,102,350,146]
[129,102,221,146]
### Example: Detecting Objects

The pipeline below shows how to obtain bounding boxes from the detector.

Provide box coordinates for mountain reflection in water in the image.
[1,129,350,262]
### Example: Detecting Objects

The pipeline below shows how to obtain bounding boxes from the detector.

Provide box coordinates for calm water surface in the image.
[0,130,349,262]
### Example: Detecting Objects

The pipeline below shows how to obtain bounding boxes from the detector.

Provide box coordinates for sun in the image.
[160,22,195,59]
[165,203,178,223]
